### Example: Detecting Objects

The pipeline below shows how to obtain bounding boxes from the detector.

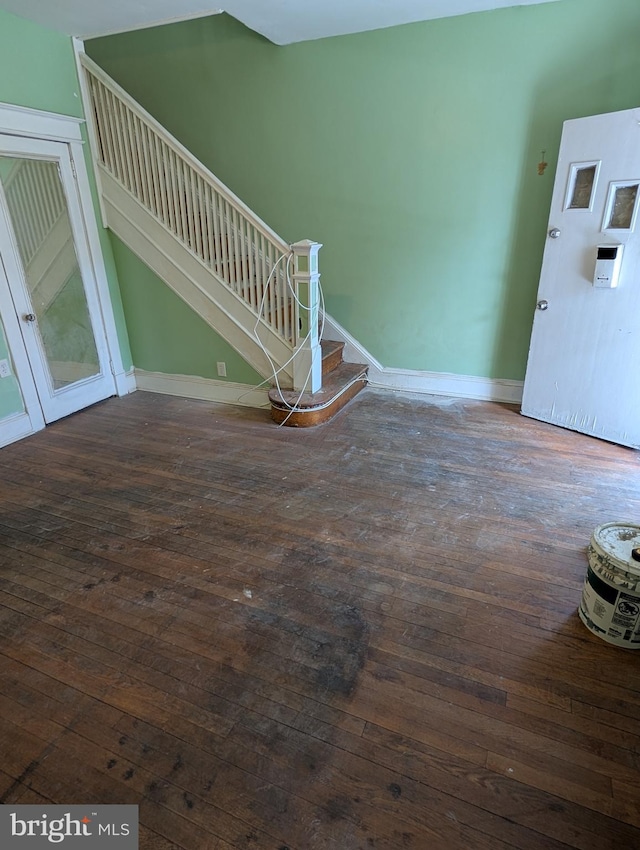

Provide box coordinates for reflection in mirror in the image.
[0,156,99,390]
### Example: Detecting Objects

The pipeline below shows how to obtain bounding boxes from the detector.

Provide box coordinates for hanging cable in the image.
[242,246,328,425]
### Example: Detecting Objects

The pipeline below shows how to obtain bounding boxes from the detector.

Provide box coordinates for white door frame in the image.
[0,102,130,448]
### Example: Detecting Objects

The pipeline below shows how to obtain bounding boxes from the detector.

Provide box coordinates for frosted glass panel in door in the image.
[568,164,597,209]
[606,183,639,230]
[0,156,99,390]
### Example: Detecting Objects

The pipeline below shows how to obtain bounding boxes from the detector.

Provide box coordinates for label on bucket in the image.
[580,565,640,646]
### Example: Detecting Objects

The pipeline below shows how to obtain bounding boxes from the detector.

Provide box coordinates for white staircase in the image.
[79,53,321,391]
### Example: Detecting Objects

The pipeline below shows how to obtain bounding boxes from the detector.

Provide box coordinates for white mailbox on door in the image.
[594,244,623,288]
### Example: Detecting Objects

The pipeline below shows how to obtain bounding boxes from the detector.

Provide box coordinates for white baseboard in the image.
[134,369,270,408]
[322,313,523,404]
[47,362,136,398]
[0,411,39,448]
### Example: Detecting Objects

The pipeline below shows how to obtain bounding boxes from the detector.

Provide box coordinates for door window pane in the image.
[0,316,24,417]
[568,164,597,209]
[0,156,99,390]
[606,183,639,230]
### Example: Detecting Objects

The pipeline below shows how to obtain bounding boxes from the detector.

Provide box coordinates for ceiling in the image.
[0,0,562,44]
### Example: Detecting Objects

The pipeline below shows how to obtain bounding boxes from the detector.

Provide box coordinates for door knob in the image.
[537,300,549,311]
[22,313,36,322]
[548,228,561,239]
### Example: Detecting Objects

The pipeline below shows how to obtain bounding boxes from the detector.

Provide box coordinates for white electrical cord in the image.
[273,274,328,427]
[242,248,330,426]
[237,253,301,402]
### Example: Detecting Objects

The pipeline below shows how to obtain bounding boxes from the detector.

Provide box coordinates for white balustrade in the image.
[80,53,320,391]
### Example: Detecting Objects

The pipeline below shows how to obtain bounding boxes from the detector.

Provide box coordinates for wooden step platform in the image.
[319,338,344,376]
[269,339,368,426]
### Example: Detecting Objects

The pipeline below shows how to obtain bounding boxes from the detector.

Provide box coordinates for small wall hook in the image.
[538,150,548,176]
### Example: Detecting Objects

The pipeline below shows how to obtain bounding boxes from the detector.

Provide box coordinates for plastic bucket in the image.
[578,522,640,648]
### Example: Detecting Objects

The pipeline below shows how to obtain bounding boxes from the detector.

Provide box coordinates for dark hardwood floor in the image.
[1,389,640,849]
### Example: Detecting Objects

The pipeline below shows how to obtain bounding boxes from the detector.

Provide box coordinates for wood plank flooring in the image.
[1,389,640,849]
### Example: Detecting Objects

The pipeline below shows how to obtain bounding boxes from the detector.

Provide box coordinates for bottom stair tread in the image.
[269,362,368,426]
[270,362,367,409]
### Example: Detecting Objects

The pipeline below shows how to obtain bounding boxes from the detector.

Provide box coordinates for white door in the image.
[0,135,116,423]
[521,107,640,449]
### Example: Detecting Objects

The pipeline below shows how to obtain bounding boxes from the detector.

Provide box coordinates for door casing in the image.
[0,102,130,448]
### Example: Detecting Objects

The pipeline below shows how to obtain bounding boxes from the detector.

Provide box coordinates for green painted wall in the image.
[0,8,131,425]
[0,10,82,116]
[110,235,262,383]
[88,0,640,381]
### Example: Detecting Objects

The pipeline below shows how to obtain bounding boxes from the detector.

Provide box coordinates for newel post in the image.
[291,240,322,393]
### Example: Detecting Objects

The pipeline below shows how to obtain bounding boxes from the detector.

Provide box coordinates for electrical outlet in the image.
[0,359,11,379]
[216,361,227,378]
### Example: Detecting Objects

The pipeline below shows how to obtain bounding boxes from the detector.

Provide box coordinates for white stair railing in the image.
[79,53,317,373]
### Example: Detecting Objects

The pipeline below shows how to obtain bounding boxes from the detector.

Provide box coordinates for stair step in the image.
[321,338,344,376]
[269,361,368,427]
